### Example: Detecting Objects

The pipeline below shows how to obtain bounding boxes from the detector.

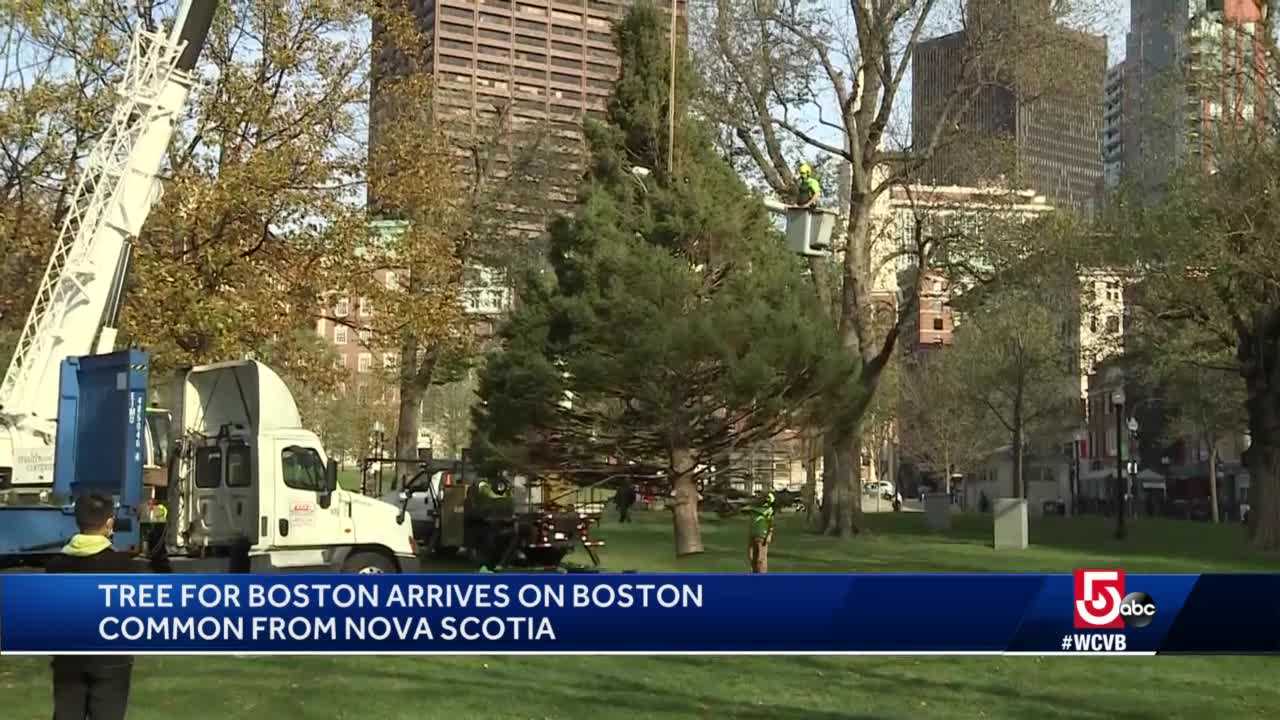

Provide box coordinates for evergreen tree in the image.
[472,2,850,557]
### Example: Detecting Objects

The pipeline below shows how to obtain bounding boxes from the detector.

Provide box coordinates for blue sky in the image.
[1106,1,1130,64]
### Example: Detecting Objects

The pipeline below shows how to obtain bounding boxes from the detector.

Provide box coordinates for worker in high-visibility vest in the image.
[795,163,821,209]
[745,491,776,574]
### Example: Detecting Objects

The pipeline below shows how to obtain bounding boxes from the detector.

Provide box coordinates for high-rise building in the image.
[377,0,685,233]
[911,3,1106,216]
[1103,63,1126,190]
[1123,0,1270,190]
[351,1,684,380]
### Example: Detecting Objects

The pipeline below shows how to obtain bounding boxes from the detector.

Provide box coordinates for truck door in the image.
[273,442,344,548]
[190,436,258,547]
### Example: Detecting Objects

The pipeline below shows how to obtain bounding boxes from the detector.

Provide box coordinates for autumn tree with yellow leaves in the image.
[1,2,477,451]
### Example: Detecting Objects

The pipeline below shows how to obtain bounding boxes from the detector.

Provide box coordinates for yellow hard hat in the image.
[798,163,812,176]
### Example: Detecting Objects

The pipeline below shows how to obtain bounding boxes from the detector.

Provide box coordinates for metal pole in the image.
[1070,440,1079,517]
[1115,405,1127,539]
[668,0,676,174]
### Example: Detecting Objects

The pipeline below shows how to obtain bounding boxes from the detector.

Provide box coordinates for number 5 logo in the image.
[1073,569,1125,629]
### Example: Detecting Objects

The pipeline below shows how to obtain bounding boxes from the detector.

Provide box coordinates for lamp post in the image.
[1112,388,1126,540]
[1071,428,1086,517]
[1127,416,1140,521]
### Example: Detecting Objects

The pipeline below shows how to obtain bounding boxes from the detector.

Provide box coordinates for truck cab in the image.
[167,360,416,572]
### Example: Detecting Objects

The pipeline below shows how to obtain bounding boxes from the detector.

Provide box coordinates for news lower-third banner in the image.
[1,572,1277,655]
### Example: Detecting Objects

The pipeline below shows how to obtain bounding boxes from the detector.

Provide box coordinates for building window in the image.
[385,272,399,291]
[359,297,371,317]
[334,326,348,344]
[334,297,349,317]
[932,317,944,331]
[358,329,372,344]
[383,352,398,369]
[1105,316,1120,334]
[358,353,372,373]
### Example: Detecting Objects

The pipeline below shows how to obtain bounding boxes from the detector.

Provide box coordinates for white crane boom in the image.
[0,1,217,491]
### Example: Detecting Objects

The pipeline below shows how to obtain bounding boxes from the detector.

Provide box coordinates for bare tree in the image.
[695,0,1110,535]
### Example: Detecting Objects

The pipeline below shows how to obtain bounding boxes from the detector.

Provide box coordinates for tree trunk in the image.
[1208,438,1220,524]
[825,429,862,538]
[1011,423,1025,501]
[803,432,820,528]
[819,436,837,532]
[1241,319,1280,550]
[670,447,703,556]
[394,335,436,484]
[395,380,423,463]
[943,445,952,495]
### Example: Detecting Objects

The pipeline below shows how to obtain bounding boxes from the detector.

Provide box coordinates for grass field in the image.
[3,510,1278,719]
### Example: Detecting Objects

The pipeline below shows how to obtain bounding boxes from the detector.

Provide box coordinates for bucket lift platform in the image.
[764,199,836,257]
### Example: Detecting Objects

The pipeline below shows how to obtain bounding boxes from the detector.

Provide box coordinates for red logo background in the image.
[1073,568,1126,629]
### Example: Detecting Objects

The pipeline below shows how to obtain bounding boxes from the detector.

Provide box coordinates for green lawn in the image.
[4,510,1277,719]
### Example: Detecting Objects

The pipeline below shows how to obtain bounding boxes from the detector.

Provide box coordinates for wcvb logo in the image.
[1073,569,1157,629]
[1073,569,1125,628]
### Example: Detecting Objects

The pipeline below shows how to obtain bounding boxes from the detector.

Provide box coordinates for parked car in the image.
[863,480,894,498]
[1042,499,1066,516]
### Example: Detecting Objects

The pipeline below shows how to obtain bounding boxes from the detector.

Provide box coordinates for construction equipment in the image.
[0,1,416,574]
[389,457,605,570]
[763,199,836,257]
[0,1,218,498]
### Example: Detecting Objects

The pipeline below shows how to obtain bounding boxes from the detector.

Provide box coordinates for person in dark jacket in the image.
[615,481,637,523]
[46,493,170,720]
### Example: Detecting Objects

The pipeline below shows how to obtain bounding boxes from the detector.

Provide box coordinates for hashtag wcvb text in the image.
[1062,632,1128,652]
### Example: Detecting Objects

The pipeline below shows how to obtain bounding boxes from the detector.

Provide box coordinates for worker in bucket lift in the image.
[795,163,822,209]
[46,493,170,720]
[745,491,776,574]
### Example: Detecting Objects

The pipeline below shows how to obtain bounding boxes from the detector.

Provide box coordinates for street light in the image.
[1111,388,1127,539]
[1071,427,1087,517]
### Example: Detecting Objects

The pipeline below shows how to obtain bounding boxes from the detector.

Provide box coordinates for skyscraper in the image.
[1123,0,1269,190]
[1103,63,1126,191]
[375,0,685,235]
[911,2,1106,215]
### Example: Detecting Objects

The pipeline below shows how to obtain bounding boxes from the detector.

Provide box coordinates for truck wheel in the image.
[343,551,395,574]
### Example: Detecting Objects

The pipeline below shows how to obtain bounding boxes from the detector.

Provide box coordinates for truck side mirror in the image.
[324,459,338,492]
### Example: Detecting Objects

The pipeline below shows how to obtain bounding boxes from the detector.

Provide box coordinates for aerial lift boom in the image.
[0,1,218,495]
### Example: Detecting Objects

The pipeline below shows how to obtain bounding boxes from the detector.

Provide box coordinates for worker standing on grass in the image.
[616,480,637,523]
[795,163,821,209]
[46,493,170,720]
[746,491,776,574]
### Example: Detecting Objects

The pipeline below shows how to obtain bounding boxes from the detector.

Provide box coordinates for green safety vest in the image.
[798,176,821,204]
[749,505,774,539]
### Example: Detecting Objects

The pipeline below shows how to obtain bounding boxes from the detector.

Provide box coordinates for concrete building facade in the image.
[395,0,685,229]
[874,184,1054,350]
[1103,62,1126,190]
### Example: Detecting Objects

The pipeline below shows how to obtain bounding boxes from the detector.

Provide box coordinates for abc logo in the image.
[1119,591,1157,628]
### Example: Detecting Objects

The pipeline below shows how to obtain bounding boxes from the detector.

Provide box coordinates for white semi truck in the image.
[0,1,416,573]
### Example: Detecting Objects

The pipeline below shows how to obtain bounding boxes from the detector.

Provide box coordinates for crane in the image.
[0,1,218,497]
